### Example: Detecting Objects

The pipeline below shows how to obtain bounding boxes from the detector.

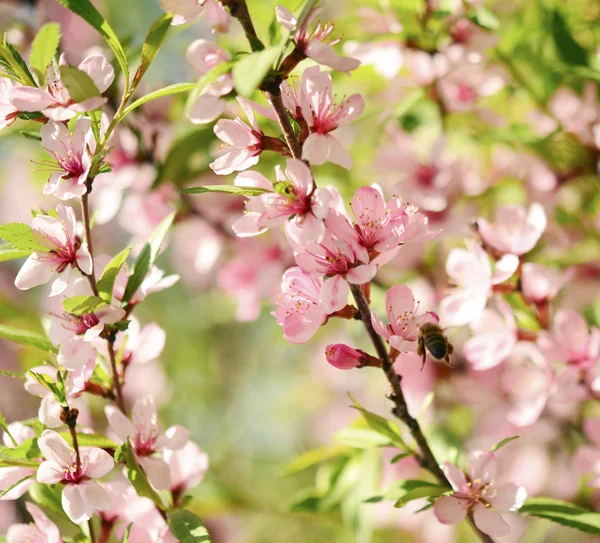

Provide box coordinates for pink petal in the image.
[347,264,377,284]
[584,419,600,446]
[319,274,349,313]
[302,133,331,165]
[139,456,171,490]
[441,462,467,491]
[25,502,61,543]
[472,505,510,537]
[233,212,264,237]
[9,86,57,111]
[468,451,497,483]
[434,495,468,525]
[492,254,519,284]
[37,461,64,484]
[188,93,226,124]
[105,405,134,444]
[83,447,115,478]
[159,425,190,450]
[38,430,72,466]
[0,467,34,500]
[488,482,527,511]
[78,55,115,93]
[275,5,296,30]
[326,135,353,169]
[63,484,93,523]
[285,158,313,195]
[79,480,111,509]
[7,524,38,543]
[96,305,126,324]
[14,255,55,290]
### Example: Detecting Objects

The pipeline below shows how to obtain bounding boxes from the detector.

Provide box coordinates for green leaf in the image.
[390,453,411,464]
[97,247,131,303]
[119,83,196,121]
[59,431,117,449]
[28,370,68,407]
[121,524,133,543]
[282,445,347,476]
[28,23,61,85]
[0,438,41,462]
[469,7,500,30]
[0,244,31,262]
[181,185,270,197]
[366,480,449,507]
[19,131,42,142]
[490,435,520,452]
[168,510,212,543]
[550,9,588,67]
[0,325,56,353]
[115,442,166,510]
[59,66,100,103]
[349,394,408,450]
[334,427,393,449]
[232,45,279,97]
[63,295,106,315]
[0,413,16,446]
[0,40,37,86]
[56,0,129,91]
[520,497,600,536]
[29,483,66,519]
[0,223,50,252]
[121,212,175,304]
[132,14,173,91]
[0,474,33,498]
[184,62,233,117]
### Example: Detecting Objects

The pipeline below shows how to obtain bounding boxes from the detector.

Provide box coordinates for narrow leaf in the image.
[29,23,61,85]
[29,483,66,519]
[0,223,49,252]
[334,427,393,449]
[520,497,600,536]
[184,62,233,116]
[349,394,408,450]
[62,295,106,315]
[97,247,131,303]
[168,510,212,543]
[180,185,270,197]
[0,474,33,498]
[59,66,100,103]
[232,46,279,97]
[490,435,520,453]
[0,41,37,86]
[550,9,588,67]
[59,431,117,449]
[0,413,16,446]
[0,325,56,353]
[119,83,196,121]
[282,445,347,476]
[0,244,31,262]
[133,14,173,90]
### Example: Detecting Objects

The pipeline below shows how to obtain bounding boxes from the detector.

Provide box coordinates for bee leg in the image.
[445,354,454,368]
[448,342,454,355]
[417,337,426,370]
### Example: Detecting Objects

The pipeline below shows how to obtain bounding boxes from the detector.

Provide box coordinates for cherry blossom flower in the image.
[0,423,36,501]
[371,284,439,353]
[275,5,360,72]
[39,117,95,200]
[113,265,179,306]
[105,396,189,490]
[477,203,547,256]
[10,55,113,121]
[325,344,369,370]
[434,451,527,537]
[521,263,571,303]
[573,419,600,487]
[0,78,18,131]
[14,205,92,296]
[210,97,277,175]
[186,39,233,124]
[548,83,599,147]
[116,319,166,367]
[99,477,157,527]
[7,502,62,543]
[37,430,114,524]
[164,441,209,494]
[283,66,364,168]
[439,242,519,326]
[160,0,231,32]
[49,303,125,345]
[232,159,333,242]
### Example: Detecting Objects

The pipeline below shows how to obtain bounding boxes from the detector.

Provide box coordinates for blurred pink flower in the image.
[548,83,599,147]
[438,63,504,112]
[521,263,571,303]
[7,502,62,543]
[573,419,600,487]
[0,423,36,501]
[164,441,209,493]
[434,451,527,537]
[160,0,231,32]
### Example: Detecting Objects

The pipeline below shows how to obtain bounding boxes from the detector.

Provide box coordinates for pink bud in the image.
[325,344,367,370]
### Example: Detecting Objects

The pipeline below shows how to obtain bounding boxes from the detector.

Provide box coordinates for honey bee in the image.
[417,323,454,368]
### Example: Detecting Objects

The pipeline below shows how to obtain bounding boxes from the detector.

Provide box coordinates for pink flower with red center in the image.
[0,77,18,131]
[283,66,364,168]
[37,430,114,524]
[39,117,95,200]
[10,55,113,121]
[105,396,189,490]
[14,205,92,296]
[0,423,36,501]
[7,503,62,543]
[49,302,125,345]
[371,284,439,353]
[434,451,527,537]
[164,441,209,494]
[232,159,333,242]
[477,203,547,256]
[210,97,277,175]
[160,0,231,32]
[276,5,360,72]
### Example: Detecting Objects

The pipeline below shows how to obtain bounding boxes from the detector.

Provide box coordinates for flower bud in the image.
[326,344,374,370]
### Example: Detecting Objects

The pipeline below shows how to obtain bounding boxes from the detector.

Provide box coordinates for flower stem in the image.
[80,192,99,297]
[107,339,127,414]
[266,89,303,160]
[88,518,97,543]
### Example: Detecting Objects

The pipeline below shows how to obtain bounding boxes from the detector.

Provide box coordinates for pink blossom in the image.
[37,430,114,523]
[439,243,519,326]
[210,97,276,175]
[276,6,360,72]
[371,284,438,353]
[161,0,231,32]
[98,476,157,525]
[39,117,95,200]
[0,77,18,130]
[434,451,527,537]
[14,205,92,296]
[283,66,364,168]
[49,303,125,345]
[0,423,36,501]
[521,263,571,303]
[325,344,367,370]
[186,39,233,124]
[573,419,600,487]
[105,396,189,490]
[118,319,166,366]
[477,203,547,256]
[113,265,179,306]
[232,159,332,242]
[164,441,209,493]
[10,55,113,121]
[7,502,62,543]
[343,40,403,79]
[548,83,599,147]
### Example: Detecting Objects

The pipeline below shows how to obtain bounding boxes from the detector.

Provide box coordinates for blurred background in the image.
[1,0,600,541]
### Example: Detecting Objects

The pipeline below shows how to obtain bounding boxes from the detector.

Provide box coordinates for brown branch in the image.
[80,192,100,297]
[107,339,126,414]
[222,0,264,52]
[266,89,303,160]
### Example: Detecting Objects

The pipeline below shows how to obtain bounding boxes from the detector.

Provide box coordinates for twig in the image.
[80,192,100,297]
[107,339,126,414]
[265,88,303,160]
[222,0,264,52]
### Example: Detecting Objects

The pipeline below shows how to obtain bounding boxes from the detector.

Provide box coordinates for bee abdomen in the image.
[425,335,448,360]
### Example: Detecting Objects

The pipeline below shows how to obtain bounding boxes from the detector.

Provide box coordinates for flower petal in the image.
[472,505,510,537]
[434,495,468,525]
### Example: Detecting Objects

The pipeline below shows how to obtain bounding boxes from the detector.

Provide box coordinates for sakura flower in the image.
[0,77,18,130]
[49,302,126,345]
[276,5,360,72]
[573,419,600,487]
[477,203,547,256]
[10,55,113,121]
[164,441,209,494]
[39,117,95,200]
[439,243,519,326]
[99,477,156,526]
[37,430,114,524]
[548,83,599,147]
[371,284,439,354]
[210,97,277,175]
[434,451,527,537]
[284,66,364,168]
[0,423,36,501]
[113,265,179,306]
[14,205,92,296]
[7,502,62,543]
[160,0,231,32]
[232,159,332,242]
[186,39,233,124]
[521,263,571,303]
[117,319,166,367]
[105,396,189,490]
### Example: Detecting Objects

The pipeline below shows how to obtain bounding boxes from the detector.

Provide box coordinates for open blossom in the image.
[164,441,209,494]
[37,430,114,524]
[186,39,233,124]
[232,159,333,242]
[439,242,519,327]
[371,284,439,353]
[276,5,360,72]
[7,502,62,543]
[0,77,18,130]
[113,265,179,306]
[283,66,364,168]
[105,396,189,490]
[521,263,571,303]
[160,0,231,32]
[40,117,95,200]
[10,55,113,121]
[49,303,126,345]
[477,203,547,256]
[0,423,36,501]
[14,205,92,295]
[434,451,527,537]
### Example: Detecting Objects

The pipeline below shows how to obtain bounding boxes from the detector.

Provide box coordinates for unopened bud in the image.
[325,344,380,370]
